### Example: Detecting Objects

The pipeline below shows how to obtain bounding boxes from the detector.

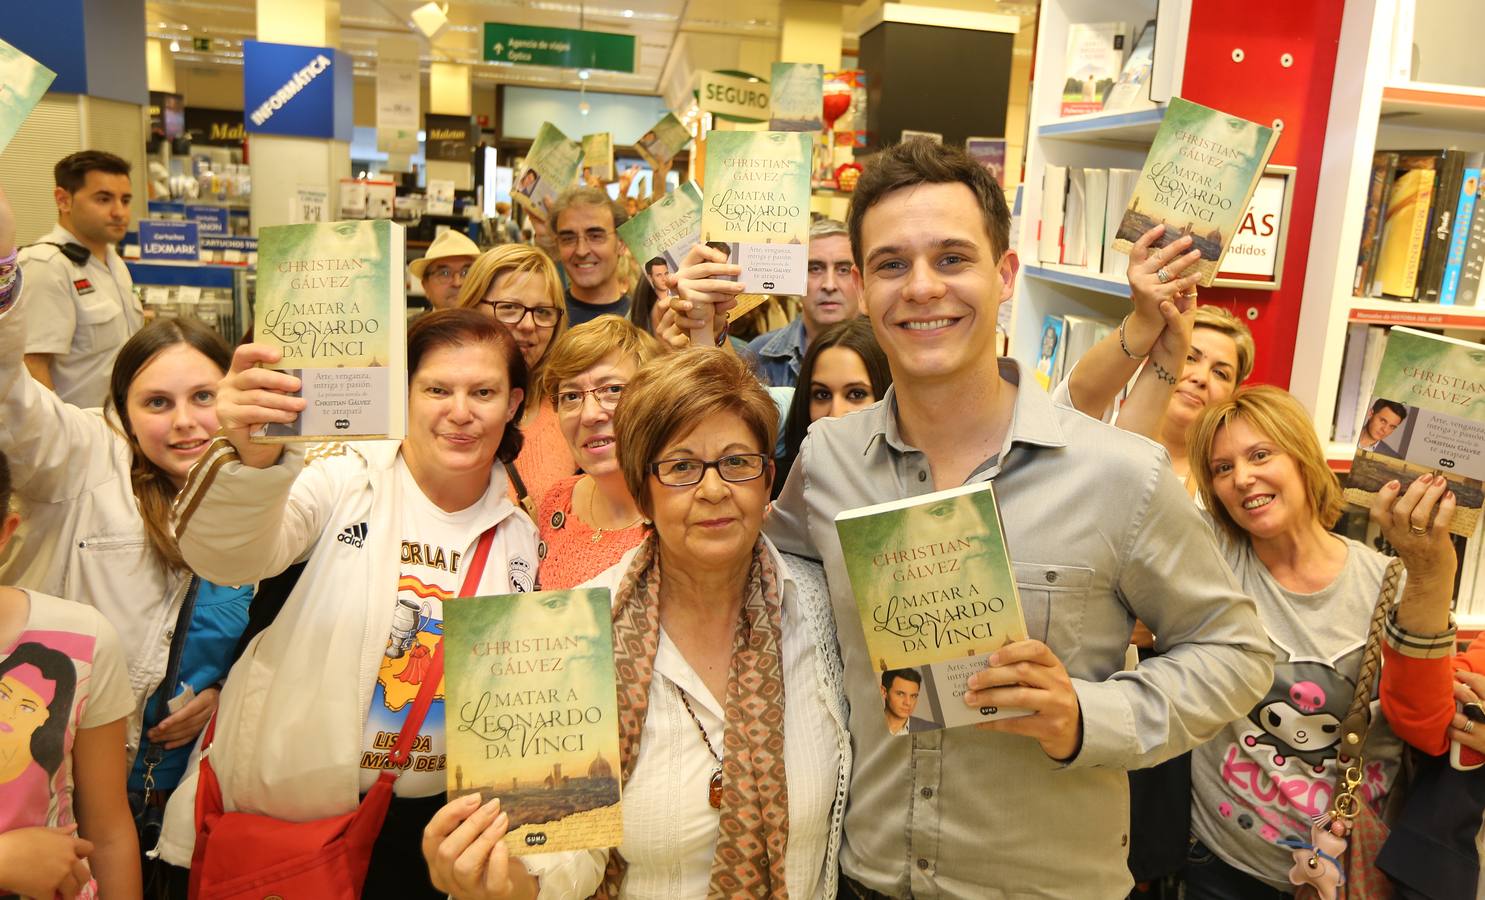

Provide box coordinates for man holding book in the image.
[550,187,631,326]
[674,140,1274,899]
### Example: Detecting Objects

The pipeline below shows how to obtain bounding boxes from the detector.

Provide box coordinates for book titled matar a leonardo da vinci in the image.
[835,481,1030,733]
[701,130,812,296]
[1111,96,1279,286]
[444,588,623,855]
[252,219,406,442]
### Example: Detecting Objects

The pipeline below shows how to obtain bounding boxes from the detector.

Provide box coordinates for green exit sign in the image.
[483,23,635,73]
[192,37,211,52]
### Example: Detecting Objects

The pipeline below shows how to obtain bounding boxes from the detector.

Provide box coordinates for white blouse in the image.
[525,542,847,900]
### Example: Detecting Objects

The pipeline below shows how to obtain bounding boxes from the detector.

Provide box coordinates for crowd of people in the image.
[0,141,1476,900]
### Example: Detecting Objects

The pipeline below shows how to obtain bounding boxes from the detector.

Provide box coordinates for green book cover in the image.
[581,132,615,183]
[769,62,823,132]
[617,182,702,287]
[701,130,812,296]
[252,219,407,442]
[1111,97,1279,286]
[444,589,623,856]
[1344,327,1485,537]
[0,38,55,154]
[834,481,1030,733]
[635,113,691,169]
[514,123,582,219]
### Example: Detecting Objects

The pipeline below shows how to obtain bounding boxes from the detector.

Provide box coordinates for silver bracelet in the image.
[1150,358,1177,385]
[1117,314,1144,360]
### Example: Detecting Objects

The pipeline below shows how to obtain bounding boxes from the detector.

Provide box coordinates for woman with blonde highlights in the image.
[1179,385,1457,898]
[459,244,575,510]
[533,317,663,588]
[422,349,849,900]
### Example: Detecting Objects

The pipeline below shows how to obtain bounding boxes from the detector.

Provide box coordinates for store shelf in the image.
[1037,107,1167,144]
[1346,296,1485,330]
[1024,264,1131,298]
[1380,81,1485,132]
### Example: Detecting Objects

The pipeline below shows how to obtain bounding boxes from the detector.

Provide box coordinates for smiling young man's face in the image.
[855,182,1017,387]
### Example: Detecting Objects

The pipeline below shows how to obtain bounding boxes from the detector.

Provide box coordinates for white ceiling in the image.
[146,0,1036,96]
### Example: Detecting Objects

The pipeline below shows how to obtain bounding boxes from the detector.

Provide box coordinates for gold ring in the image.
[1409,524,1429,536]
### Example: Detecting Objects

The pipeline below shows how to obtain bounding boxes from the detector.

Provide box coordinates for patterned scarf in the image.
[592,532,791,900]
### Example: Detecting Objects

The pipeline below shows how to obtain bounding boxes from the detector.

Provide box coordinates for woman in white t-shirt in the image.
[0,449,139,899]
[1180,386,1458,897]
[154,310,540,898]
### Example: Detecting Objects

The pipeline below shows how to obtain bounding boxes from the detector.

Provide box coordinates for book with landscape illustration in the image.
[1343,327,1485,537]
[769,62,824,132]
[1060,22,1128,116]
[444,588,623,855]
[252,219,406,442]
[581,132,615,183]
[1102,20,1156,112]
[634,113,692,169]
[0,38,56,154]
[1111,96,1279,286]
[512,123,582,219]
[701,130,812,296]
[834,481,1030,733]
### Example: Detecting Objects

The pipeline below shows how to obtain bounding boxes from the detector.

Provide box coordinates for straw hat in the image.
[408,230,481,279]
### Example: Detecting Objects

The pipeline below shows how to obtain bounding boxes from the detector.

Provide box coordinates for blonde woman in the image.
[459,244,574,511]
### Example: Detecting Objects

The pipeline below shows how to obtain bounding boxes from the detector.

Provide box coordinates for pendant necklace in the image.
[586,480,643,543]
[674,684,724,809]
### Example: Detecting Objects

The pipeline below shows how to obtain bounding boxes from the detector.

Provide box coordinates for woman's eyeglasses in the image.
[481,301,563,328]
[556,384,625,412]
[649,454,767,487]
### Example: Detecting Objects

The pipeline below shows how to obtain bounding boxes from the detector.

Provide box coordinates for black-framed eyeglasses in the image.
[649,453,768,487]
[556,228,614,249]
[481,301,563,328]
[556,384,626,412]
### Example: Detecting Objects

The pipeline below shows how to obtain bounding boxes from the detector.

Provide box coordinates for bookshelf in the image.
[1290,0,1485,621]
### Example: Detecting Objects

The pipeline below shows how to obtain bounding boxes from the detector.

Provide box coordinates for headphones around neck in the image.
[26,242,91,266]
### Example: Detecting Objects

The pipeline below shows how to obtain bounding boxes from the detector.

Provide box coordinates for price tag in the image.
[177,286,202,305]
[143,287,170,306]
[222,249,244,264]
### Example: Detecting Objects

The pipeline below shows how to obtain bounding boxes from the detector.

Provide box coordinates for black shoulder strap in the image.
[140,576,202,770]
[503,460,536,518]
[24,241,90,266]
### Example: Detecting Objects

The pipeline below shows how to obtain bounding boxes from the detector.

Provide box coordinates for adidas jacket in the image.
[155,436,539,864]
[0,285,197,764]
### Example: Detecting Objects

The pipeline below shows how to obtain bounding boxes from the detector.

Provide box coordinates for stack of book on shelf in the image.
[1354,149,1484,306]
[1032,314,1115,392]
[1059,20,1157,117]
[1037,166,1140,278]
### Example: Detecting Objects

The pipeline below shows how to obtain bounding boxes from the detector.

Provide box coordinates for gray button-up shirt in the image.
[766,360,1273,899]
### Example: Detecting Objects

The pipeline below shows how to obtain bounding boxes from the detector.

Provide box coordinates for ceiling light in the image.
[746,77,759,83]
[411,1,449,39]
[170,39,181,52]
[622,8,634,16]
[579,100,590,116]
[578,69,590,80]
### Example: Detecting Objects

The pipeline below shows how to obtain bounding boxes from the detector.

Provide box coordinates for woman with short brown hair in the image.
[423,348,850,900]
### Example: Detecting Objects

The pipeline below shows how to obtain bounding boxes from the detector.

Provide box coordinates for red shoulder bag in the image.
[188,527,497,899]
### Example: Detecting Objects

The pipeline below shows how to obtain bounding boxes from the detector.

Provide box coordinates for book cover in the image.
[581,133,615,184]
[1418,150,1467,303]
[634,113,692,169]
[617,182,703,289]
[1375,165,1436,299]
[769,62,824,132]
[252,220,407,442]
[513,123,582,219]
[1103,20,1156,112]
[1111,97,1279,286]
[1343,327,1485,537]
[700,131,812,296]
[1439,157,1482,305]
[1033,315,1066,390]
[1355,152,1399,297]
[0,38,56,154]
[444,589,623,856]
[834,481,1031,732]
[1060,22,1128,116]
[1458,175,1485,307]
[966,137,1007,186]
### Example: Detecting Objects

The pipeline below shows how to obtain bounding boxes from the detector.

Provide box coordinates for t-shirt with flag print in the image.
[358,457,518,797]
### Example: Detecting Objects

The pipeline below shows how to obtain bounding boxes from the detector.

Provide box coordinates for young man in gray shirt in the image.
[675,139,1274,898]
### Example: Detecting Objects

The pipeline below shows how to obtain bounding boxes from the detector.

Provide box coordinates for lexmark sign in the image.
[249,54,332,126]
[243,41,352,141]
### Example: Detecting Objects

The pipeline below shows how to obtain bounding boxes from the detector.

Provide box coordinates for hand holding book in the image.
[422,794,538,900]
[1371,474,1458,593]
[1126,223,1203,349]
[214,343,305,469]
[963,639,1084,761]
[670,242,745,346]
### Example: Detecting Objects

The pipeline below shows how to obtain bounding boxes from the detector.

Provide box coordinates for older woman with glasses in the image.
[459,244,574,513]
[534,317,664,589]
[421,348,850,900]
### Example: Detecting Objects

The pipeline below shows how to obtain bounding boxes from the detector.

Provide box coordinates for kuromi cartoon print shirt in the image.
[1190,533,1405,890]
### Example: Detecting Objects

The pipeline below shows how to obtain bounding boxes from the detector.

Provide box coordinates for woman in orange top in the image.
[458,245,572,512]
[534,317,664,588]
